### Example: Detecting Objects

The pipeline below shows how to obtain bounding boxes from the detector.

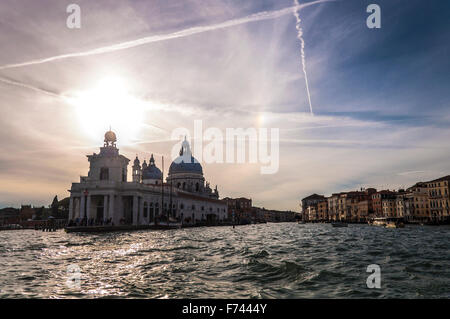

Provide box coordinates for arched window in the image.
[177,183,181,188]
[183,182,186,189]
[180,203,184,209]
[195,183,199,192]
[144,202,148,218]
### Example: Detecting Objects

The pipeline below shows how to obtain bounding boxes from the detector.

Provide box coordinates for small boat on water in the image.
[369,217,404,228]
[371,217,387,227]
[331,222,348,227]
[386,220,405,228]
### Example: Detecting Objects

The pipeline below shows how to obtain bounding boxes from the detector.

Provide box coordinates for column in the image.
[86,195,92,220]
[80,195,86,219]
[68,197,74,220]
[109,194,115,223]
[103,195,108,221]
[139,198,144,225]
[132,195,138,225]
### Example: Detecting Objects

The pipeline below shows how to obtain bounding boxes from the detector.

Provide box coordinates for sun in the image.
[69,77,145,144]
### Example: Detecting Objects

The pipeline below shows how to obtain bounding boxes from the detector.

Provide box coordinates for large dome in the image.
[169,155,203,175]
[169,138,203,176]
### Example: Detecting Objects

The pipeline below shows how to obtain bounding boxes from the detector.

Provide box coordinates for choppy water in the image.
[0,223,449,298]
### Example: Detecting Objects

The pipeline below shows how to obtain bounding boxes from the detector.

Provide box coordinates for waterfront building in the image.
[372,190,396,217]
[68,130,227,226]
[382,196,397,217]
[307,205,317,221]
[327,193,340,221]
[337,193,348,221]
[425,175,450,222]
[223,197,252,223]
[356,200,369,222]
[406,182,430,222]
[394,190,413,219]
[251,207,296,223]
[301,194,326,221]
[317,200,328,222]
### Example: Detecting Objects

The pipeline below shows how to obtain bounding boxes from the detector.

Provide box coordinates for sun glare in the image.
[69,77,145,144]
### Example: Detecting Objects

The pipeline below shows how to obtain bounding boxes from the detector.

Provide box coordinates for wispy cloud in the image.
[0,0,331,70]
[0,76,61,98]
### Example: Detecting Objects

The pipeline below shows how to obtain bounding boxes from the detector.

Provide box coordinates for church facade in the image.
[68,130,227,225]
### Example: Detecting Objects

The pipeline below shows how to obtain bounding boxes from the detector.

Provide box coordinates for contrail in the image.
[293,0,314,115]
[0,0,331,71]
[0,76,62,98]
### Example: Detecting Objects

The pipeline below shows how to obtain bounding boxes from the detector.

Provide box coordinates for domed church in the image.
[68,130,227,226]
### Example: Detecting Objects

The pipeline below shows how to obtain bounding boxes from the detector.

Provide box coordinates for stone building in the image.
[68,131,227,226]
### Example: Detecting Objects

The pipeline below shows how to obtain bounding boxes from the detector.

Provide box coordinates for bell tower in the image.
[132,155,142,183]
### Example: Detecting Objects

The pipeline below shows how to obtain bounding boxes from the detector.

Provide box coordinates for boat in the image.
[371,217,387,227]
[370,217,404,228]
[385,218,405,228]
[331,222,348,227]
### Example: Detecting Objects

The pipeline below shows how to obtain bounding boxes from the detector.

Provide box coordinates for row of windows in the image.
[428,181,448,188]
[176,182,201,192]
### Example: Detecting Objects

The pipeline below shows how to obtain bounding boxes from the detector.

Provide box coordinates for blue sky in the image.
[0,0,449,210]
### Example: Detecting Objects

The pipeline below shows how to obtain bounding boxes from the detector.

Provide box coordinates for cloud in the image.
[0,0,331,70]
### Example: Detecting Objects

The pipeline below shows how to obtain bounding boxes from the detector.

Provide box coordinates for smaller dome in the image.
[133,155,140,166]
[142,154,162,180]
[142,165,162,180]
[104,130,117,143]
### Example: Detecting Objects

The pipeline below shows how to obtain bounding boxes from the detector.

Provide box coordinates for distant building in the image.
[424,175,450,222]
[0,207,20,225]
[223,197,252,223]
[301,194,326,221]
[251,207,296,223]
[372,190,396,217]
[317,201,328,221]
[406,182,429,222]
[19,205,35,221]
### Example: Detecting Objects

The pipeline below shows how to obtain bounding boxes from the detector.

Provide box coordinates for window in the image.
[100,167,109,180]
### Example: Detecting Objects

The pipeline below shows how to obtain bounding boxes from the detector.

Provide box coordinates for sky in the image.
[0,0,449,211]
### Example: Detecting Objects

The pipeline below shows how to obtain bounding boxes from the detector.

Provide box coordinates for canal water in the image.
[0,223,449,298]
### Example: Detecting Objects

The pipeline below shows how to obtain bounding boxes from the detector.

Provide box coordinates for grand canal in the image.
[0,223,449,298]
